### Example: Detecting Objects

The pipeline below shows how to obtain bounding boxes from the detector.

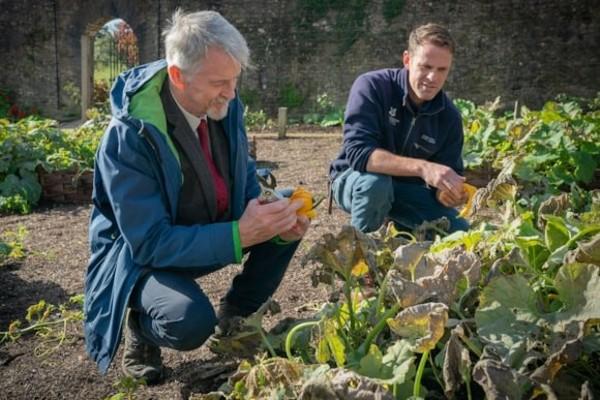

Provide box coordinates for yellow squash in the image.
[459,183,478,218]
[290,187,317,219]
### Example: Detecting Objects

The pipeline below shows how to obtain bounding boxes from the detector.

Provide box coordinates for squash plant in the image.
[458,94,600,193]
[202,178,600,399]
[0,116,106,213]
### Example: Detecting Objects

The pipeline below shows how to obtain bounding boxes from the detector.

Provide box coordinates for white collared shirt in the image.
[169,85,211,155]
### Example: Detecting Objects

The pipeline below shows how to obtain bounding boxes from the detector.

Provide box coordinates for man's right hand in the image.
[238,198,303,248]
[420,160,465,200]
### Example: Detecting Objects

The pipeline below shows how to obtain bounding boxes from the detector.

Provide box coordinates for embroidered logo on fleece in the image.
[420,134,436,144]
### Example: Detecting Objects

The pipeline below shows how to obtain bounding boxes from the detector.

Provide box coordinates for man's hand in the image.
[367,150,465,199]
[436,187,468,208]
[238,198,304,248]
[278,215,310,242]
[420,161,465,200]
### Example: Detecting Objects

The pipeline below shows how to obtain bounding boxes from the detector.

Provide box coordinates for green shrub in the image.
[278,83,305,109]
[302,92,345,127]
[244,107,273,131]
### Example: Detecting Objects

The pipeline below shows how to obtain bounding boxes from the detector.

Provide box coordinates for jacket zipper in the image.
[400,115,418,155]
[138,121,162,164]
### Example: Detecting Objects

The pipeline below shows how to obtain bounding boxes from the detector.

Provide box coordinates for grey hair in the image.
[163,10,250,75]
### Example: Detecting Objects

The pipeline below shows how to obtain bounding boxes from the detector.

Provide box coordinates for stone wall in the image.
[0,0,166,118]
[0,0,598,119]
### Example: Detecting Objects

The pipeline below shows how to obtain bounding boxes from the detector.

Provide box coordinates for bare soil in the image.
[0,134,349,400]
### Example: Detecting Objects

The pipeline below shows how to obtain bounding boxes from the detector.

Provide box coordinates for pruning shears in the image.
[257,168,285,204]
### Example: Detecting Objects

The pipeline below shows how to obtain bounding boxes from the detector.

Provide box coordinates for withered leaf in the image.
[387,302,448,353]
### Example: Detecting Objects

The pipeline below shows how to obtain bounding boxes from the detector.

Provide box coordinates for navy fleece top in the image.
[330,68,464,183]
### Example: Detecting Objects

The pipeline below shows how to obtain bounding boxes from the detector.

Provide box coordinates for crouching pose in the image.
[329,23,469,234]
[84,10,309,383]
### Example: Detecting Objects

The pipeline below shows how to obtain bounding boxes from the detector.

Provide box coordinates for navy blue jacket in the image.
[330,68,464,183]
[84,60,260,373]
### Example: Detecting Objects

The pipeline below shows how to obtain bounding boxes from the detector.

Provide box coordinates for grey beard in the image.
[207,102,229,120]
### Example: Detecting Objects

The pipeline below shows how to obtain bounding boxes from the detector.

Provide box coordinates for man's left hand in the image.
[436,188,468,208]
[278,215,311,242]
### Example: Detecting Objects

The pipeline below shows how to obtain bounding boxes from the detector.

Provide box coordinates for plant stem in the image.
[359,303,401,354]
[428,353,444,391]
[466,378,473,400]
[0,318,69,341]
[374,272,391,320]
[413,350,430,398]
[343,281,357,333]
[259,328,277,358]
[285,320,319,360]
[458,333,482,358]
[568,226,600,246]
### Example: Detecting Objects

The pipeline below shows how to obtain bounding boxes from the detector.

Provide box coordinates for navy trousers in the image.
[128,239,300,351]
[332,169,469,234]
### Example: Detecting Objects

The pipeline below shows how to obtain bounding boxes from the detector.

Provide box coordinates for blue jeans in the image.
[332,169,469,233]
[129,239,299,350]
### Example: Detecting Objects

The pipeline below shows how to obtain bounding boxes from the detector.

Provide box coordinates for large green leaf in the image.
[0,173,41,204]
[355,340,415,386]
[512,161,544,183]
[475,273,539,351]
[543,215,571,252]
[552,263,600,329]
[476,264,600,349]
[514,235,550,270]
[379,340,415,385]
[572,151,596,183]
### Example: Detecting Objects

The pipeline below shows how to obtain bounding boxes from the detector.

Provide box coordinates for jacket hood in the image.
[109,60,179,163]
[110,60,169,133]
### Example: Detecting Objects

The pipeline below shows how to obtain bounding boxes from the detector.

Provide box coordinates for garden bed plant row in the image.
[0,112,107,213]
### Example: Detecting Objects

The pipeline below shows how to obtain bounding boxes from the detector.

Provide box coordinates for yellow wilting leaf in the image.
[510,125,523,138]
[315,337,331,363]
[325,321,346,367]
[469,120,481,134]
[387,302,448,353]
[351,259,369,277]
[459,183,478,218]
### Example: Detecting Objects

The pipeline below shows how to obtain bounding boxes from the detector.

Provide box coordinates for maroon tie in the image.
[197,119,229,216]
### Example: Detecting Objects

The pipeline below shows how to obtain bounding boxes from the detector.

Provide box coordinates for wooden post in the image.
[278,107,288,139]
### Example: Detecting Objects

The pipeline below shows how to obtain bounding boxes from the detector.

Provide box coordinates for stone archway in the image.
[70,3,162,120]
[80,17,141,117]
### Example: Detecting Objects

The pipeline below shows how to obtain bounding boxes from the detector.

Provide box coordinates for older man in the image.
[330,23,469,234]
[84,10,309,383]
